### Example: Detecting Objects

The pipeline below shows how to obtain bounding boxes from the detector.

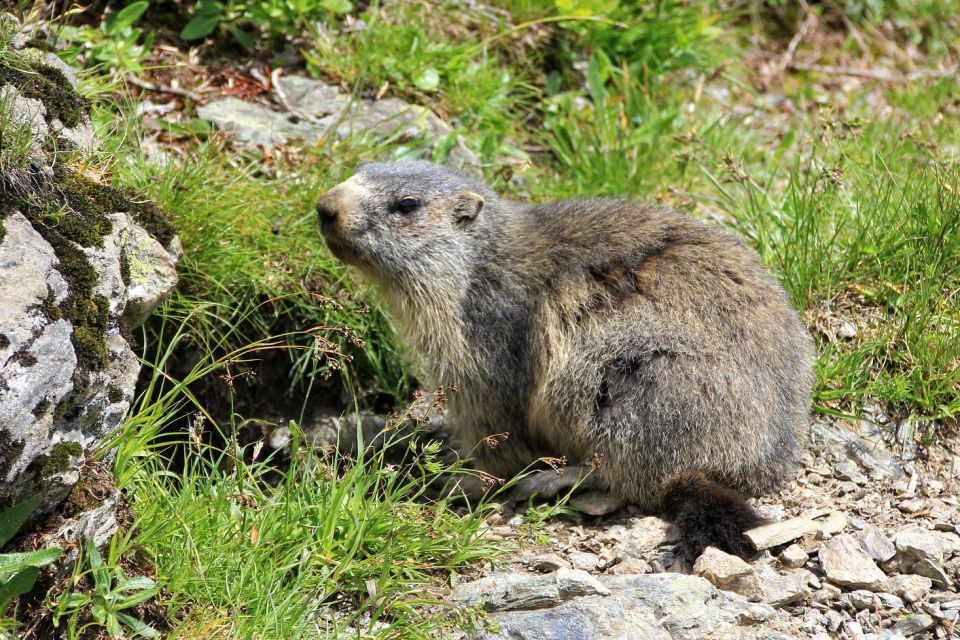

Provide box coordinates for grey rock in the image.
[745,518,818,550]
[757,565,813,607]
[122,221,180,326]
[201,76,481,171]
[614,516,676,560]
[779,544,809,568]
[554,569,610,599]
[858,525,897,563]
[887,574,932,604]
[0,41,180,538]
[845,590,882,610]
[474,593,671,639]
[835,459,868,484]
[569,490,624,516]
[693,546,764,601]
[895,525,958,572]
[819,534,888,591]
[198,97,320,148]
[454,569,608,614]
[566,550,601,572]
[911,557,952,589]
[811,420,903,480]
[454,572,560,612]
[814,511,848,536]
[892,614,935,636]
[876,592,906,609]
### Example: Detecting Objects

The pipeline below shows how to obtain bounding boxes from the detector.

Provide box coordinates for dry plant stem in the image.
[786,62,958,82]
[124,74,204,103]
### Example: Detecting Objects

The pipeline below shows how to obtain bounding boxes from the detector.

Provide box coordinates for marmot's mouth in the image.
[322,235,362,265]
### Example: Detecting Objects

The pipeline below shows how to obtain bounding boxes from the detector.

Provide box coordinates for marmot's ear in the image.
[453,191,484,225]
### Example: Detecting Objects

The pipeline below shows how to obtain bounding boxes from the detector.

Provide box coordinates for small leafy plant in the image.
[52,543,159,639]
[0,497,63,630]
[60,1,153,74]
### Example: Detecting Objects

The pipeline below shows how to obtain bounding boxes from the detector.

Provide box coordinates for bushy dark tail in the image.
[659,471,768,559]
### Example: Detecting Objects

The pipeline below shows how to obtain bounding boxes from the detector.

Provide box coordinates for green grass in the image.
[101,306,503,639]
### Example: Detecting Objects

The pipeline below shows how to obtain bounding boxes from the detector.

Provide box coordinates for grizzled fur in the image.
[317,161,815,554]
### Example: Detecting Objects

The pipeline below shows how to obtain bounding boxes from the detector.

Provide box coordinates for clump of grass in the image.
[105,307,503,638]
[700,114,960,419]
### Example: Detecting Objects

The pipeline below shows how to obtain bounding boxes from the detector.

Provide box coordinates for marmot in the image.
[317,161,815,557]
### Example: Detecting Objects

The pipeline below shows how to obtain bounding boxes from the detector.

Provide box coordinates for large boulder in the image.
[0,21,179,537]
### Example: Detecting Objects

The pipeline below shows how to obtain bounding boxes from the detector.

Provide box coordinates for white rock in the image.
[779,544,809,569]
[692,546,764,601]
[858,525,897,563]
[819,534,888,591]
[888,574,932,604]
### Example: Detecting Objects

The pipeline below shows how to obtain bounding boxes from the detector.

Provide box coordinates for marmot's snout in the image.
[316,186,359,263]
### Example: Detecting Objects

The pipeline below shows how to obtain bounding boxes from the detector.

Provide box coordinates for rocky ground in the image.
[438,414,960,640]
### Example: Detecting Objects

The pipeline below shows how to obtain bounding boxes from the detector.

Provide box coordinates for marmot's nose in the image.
[316,198,338,225]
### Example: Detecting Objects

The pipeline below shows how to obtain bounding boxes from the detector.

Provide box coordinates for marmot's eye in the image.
[394,197,419,214]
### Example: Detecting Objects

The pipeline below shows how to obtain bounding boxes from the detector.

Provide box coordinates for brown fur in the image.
[317,161,815,557]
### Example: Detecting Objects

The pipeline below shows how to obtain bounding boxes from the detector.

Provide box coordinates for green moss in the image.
[0,62,89,128]
[32,398,51,418]
[41,440,83,477]
[107,385,124,403]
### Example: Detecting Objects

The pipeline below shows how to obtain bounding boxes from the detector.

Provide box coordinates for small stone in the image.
[453,572,560,612]
[692,546,763,601]
[760,567,813,607]
[888,574,932,604]
[745,517,818,550]
[875,592,905,609]
[838,321,858,338]
[899,497,932,514]
[845,590,881,610]
[567,550,602,572]
[607,557,651,575]
[812,583,842,603]
[857,525,897,563]
[895,525,955,568]
[892,614,936,636]
[529,553,570,572]
[819,534,888,591]
[780,544,809,568]
[911,557,953,589]
[569,490,625,516]
[815,511,848,536]
[835,459,868,484]
[615,517,676,560]
[553,568,611,599]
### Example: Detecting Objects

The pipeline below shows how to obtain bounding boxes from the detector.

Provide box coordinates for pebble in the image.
[892,613,936,636]
[819,534,888,591]
[692,546,764,602]
[887,574,932,604]
[529,553,570,573]
[857,525,897,563]
[566,550,602,572]
[779,544,809,569]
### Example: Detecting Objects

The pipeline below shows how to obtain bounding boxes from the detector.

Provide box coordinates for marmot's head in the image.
[317,161,490,285]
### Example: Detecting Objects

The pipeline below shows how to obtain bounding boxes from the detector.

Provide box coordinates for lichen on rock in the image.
[0,17,180,538]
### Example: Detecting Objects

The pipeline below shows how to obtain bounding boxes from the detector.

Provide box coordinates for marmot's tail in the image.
[658,471,768,559]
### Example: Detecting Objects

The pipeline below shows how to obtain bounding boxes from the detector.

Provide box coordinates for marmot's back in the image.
[318,162,814,557]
